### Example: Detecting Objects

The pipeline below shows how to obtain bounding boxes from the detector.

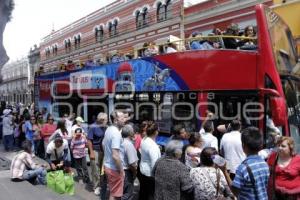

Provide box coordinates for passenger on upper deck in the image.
[111,51,125,63]
[190,31,204,50]
[165,42,177,53]
[212,27,223,35]
[143,42,158,57]
[85,55,96,67]
[240,25,257,46]
[223,23,240,49]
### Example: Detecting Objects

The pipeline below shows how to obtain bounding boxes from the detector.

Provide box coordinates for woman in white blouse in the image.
[139,121,161,200]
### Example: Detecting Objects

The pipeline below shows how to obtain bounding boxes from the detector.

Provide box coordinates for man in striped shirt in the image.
[220,127,270,200]
[10,140,47,184]
[71,127,91,184]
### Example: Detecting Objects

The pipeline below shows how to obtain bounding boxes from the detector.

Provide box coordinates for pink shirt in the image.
[41,123,57,142]
[71,135,87,159]
[134,134,142,150]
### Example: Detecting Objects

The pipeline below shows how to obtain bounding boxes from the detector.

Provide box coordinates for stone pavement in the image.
[0,142,99,200]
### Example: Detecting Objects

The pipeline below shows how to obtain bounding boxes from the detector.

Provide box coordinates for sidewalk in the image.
[0,141,98,200]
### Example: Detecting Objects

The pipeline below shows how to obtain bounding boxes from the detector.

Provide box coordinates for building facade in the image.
[39,0,273,73]
[40,0,183,72]
[0,57,30,105]
[28,45,41,103]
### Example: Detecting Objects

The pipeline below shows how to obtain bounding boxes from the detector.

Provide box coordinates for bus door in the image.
[206,91,261,134]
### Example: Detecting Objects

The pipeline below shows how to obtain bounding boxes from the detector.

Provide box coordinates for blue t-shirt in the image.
[190,41,203,50]
[102,125,123,171]
[87,123,106,151]
[232,155,270,200]
[25,121,34,141]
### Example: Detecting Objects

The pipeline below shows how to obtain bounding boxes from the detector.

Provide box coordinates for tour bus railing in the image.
[38,35,257,75]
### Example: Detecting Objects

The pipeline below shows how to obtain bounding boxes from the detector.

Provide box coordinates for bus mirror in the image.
[261,88,280,97]
[270,97,287,126]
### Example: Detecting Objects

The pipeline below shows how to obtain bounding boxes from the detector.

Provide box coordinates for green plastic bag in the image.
[46,171,56,191]
[46,170,65,194]
[55,170,66,194]
[64,174,75,195]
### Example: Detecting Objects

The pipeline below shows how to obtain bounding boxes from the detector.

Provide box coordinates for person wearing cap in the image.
[46,133,70,171]
[2,108,14,151]
[190,31,204,50]
[223,23,240,49]
[71,127,91,185]
[71,116,86,136]
[87,112,108,195]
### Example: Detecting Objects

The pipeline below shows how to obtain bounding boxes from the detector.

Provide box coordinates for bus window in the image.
[266,9,298,73]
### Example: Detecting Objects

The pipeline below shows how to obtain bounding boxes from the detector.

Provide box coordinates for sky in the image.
[4,0,114,61]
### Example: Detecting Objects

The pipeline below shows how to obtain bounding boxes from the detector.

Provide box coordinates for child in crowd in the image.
[70,128,91,185]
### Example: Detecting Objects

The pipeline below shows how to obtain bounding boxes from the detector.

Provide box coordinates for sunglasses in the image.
[48,119,54,121]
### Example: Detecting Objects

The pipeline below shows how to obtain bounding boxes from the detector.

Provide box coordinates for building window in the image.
[166,0,172,19]
[136,8,149,29]
[95,26,104,42]
[109,20,118,37]
[45,47,51,58]
[142,7,148,26]
[74,34,81,50]
[64,39,71,53]
[157,2,165,22]
[136,11,143,29]
[52,44,58,56]
[112,19,118,36]
[157,0,172,22]
[108,22,113,37]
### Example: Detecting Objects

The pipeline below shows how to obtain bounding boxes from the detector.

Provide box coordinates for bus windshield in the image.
[266,8,298,74]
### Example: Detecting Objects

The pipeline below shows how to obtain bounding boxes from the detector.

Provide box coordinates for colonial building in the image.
[39,0,273,73]
[28,44,41,103]
[0,57,30,104]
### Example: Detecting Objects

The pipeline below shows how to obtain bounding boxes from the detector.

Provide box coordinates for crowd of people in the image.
[1,104,300,200]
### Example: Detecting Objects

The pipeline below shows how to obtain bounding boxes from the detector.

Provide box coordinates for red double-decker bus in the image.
[35,5,300,151]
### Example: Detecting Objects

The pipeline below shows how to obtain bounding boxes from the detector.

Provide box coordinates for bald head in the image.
[0,0,14,67]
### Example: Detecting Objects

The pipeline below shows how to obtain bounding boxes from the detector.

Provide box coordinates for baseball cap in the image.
[54,134,63,141]
[3,109,11,116]
[75,128,83,134]
[75,116,85,123]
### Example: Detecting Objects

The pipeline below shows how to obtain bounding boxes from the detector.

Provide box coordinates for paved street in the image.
[0,142,99,200]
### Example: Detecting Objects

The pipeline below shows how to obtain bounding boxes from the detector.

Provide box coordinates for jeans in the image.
[22,167,47,185]
[100,173,109,200]
[74,157,91,183]
[90,150,103,188]
[3,134,14,151]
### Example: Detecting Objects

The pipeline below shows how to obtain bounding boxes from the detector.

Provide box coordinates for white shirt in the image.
[166,47,177,53]
[65,119,73,136]
[201,132,218,151]
[140,137,161,177]
[2,115,14,136]
[220,131,246,173]
[102,125,123,171]
[46,139,69,161]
